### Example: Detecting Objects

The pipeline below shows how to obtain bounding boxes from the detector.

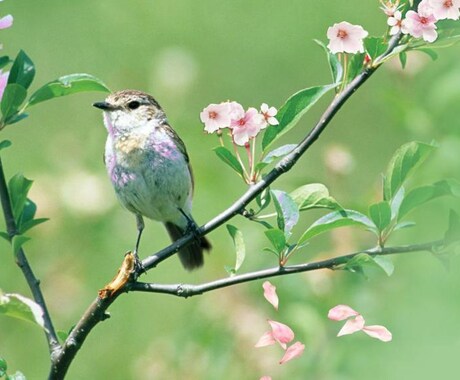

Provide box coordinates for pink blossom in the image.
[229,101,244,120]
[268,320,294,349]
[0,70,8,101]
[260,103,279,126]
[403,6,438,42]
[279,342,305,365]
[362,325,393,342]
[328,304,359,321]
[0,14,13,30]
[255,331,276,348]
[263,281,279,310]
[260,377,272,380]
[387,10,403,35]
[429,0,460,20]
[230,107,265,146]
[200,102,232,133]
[337,315,366,337]
[327,21,369,54]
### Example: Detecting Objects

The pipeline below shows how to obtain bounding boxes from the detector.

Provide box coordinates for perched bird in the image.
[93,90,210,270]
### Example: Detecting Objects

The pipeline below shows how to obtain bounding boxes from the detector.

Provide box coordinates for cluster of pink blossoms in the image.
[384,0,460,42]
[200,101,279,146]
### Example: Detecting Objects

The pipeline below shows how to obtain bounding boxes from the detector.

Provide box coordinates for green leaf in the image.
[18,218,48,235]
[226,224,246,275]
[346,52,365,82]
[5,112,28,125]
[298,209,377,245]
[271,190,299,237]
[0,231,9,241]
[314,39,343,84]
[0,291,45,328]
[0,357,6,377]
[390,186,405,220]
[369,201,392,232]
[8,50,35,89]
[256,144,297,172]
[340,253,393,277]
[262,84,336,150]
[0,56,11,70]
[399,51,407,69]
[8,174,33,223]
[0,139,12,151]
[213,146,245,178]
[383,141,435,201]
[417,48,438,61]
[373,255,395,276]
[399,179,460,220]
[12,235,30,256]
[26,73,110,107]
[394,221,416,231]
[264,228,287,254]
[1,84,27,121]
[290,183,344,212]
[364,37,388,61]
[255,187,271,213]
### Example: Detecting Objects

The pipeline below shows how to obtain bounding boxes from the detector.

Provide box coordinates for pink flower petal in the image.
[260,377,272,380]
[328,304,360,321]
[337,315,365,337]
[326,21,368,54]
[0,15,13,30]
[200,102,232,133]
[362,325,392,342]
[263,281,279,310]
[279,342,305,365]
[255,331,276,348]
[268,320,294,348]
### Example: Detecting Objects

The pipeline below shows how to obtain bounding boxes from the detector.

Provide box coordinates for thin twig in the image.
[0,156,60,354]
[130,239,444,297]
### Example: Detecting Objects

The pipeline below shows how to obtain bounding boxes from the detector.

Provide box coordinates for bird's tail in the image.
[165,222,211,271]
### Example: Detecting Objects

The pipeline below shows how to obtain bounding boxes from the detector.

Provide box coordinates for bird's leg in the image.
[178,208,201,243]
[133,214,145,274]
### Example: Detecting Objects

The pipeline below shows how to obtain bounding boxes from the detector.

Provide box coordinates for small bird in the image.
[93,89,210,270]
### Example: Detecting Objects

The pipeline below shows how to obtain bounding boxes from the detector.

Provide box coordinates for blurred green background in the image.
[1,1,459,379]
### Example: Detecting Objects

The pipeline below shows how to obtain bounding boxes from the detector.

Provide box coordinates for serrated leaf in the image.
[399,179,460,220]
[226,224,245,274]
[262,84,336,151]
[12,235,30,256]
[8,50,35,89]
[369,201,392,232]
[0,291,45,328]
[26,73,110,107]
[1,84,27,121]
[384,141,435,201]
[290,183,344,212]
[0,139,12,151]
[314,39,343,84]
[264,229,286,254]
[213,146,245,177]
[298,209,377,245]
[8,174,33,223]
[271,190,299,236]
[365,37,389,60]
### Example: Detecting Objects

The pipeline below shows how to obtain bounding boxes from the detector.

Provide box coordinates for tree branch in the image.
[49,33,404,379]
[130,239,445,297]
[0,156,60,354]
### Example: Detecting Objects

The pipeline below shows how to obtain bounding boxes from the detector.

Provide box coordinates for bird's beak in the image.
[92,101,114,111]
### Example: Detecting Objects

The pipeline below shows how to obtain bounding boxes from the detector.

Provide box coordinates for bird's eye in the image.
[128,101,140,110]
